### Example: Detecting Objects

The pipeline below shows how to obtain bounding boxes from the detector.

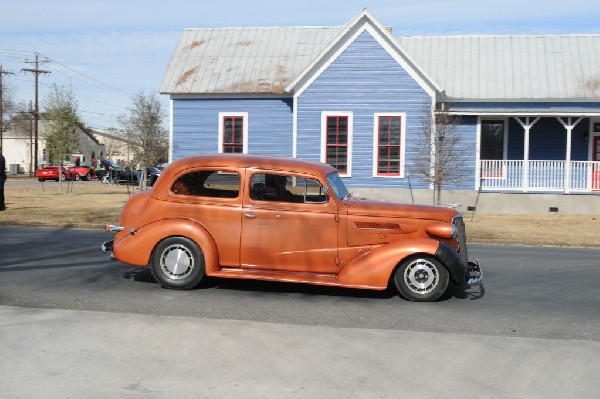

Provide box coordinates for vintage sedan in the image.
[35,166,77,182]
[102,154,481,302]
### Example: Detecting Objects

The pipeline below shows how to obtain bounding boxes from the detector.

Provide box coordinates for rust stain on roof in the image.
[222,79,286,94]
[237,40,252,46]
[187,40,206,52]
[176,66,198,86]
[584,78,600,97]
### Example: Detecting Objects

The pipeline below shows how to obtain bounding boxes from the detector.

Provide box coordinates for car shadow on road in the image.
[122,267,156,284]
[121,268,485,301]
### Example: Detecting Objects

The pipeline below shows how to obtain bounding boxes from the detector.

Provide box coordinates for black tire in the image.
[74,174,80,181]
[393,256,449,302]
[38,178,44,182]
[84,172,90,181]
[150,237,205,290]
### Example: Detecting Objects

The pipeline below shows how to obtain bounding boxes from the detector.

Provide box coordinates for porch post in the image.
[514,117,540,192]
[557,117,583,193]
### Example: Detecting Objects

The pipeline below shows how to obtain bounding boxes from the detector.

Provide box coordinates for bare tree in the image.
[411,103,468,205]
[119,91,168,189]
[42,83,82,165]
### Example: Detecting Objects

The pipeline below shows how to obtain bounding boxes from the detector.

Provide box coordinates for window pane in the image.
[390,118,401,145]
[172,170,239,198]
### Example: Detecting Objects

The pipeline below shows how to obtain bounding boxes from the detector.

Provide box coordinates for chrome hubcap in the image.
[160,244,194,279]
[404,259,439,294]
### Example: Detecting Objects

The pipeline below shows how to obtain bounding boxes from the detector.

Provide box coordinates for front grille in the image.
[452,214,468,268]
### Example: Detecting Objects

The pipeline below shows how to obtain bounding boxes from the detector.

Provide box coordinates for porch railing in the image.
[480,160,600,193]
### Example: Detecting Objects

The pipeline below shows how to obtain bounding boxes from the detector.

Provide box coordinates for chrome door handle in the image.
[244,213,257,219]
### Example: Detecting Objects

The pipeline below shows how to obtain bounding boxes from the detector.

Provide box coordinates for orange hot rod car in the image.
[102,154,482,302]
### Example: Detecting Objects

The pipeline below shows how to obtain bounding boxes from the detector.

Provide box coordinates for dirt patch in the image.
[1,179,599,247]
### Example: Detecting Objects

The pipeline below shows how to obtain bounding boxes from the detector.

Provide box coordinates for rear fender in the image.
[112,218,219,274]
[336,238,441,289]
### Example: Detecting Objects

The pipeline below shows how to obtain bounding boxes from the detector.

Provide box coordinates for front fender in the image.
[336,238,441,289]
[112,218,219,274]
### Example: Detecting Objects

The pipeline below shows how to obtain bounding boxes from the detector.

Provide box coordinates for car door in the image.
[240,171,339,274]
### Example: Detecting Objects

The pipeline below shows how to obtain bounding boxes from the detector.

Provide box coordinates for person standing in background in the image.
[0,149,6,211]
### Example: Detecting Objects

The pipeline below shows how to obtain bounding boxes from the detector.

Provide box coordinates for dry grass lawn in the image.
[1,179,599,247]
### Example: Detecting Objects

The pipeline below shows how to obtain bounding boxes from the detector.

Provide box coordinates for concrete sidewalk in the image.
[0,306,598,398]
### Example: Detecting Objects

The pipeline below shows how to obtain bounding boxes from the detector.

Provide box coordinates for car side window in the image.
[172,170,240,198]
[250,173,327,204]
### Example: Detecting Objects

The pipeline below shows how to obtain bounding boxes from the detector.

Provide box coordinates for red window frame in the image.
[325,116,349,174]
[222,116,244,154]
[376,115,402,176]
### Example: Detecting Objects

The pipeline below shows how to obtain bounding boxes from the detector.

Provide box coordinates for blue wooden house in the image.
[160,10,600,199]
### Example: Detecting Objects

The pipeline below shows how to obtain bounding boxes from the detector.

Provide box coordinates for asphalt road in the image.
[0,225,599,398]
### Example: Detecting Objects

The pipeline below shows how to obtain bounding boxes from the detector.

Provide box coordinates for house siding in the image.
[296,30,441,189]
[172,98,293,159]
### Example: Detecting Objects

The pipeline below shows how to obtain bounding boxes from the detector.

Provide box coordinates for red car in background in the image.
[35,166,77,182]
[68,166,93,181]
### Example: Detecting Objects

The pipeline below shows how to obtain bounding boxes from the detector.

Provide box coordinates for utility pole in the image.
[0,64,15,153]
[22,53,50,171]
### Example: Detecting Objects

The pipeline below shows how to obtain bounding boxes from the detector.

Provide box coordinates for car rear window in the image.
[171,170,240,198]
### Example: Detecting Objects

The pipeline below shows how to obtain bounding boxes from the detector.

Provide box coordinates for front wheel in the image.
[74,174,80,181]
[150,237,205,290]
[393,256,449,302]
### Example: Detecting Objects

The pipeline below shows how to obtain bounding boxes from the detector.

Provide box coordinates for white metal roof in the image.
[161,14,600,102]
[396,34,600,101]
[160,26,344,94]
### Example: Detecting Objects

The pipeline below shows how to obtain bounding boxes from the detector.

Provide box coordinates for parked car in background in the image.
[67,166,93,181]
[114,166,162,186]
[35,166,77,182]
[102,154,482,302]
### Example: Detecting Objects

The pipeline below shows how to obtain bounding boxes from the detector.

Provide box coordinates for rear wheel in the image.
[74,174,80,181]
[393,256,449,302]
[150,237,205,290]
[83,172,90,181]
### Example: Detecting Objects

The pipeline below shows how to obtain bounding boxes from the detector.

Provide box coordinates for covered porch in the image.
[475,113,600,194]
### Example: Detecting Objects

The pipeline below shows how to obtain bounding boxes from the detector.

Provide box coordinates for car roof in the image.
[168,154,337,175]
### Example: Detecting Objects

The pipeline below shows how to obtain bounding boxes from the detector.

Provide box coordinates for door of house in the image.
[593,136,600,190]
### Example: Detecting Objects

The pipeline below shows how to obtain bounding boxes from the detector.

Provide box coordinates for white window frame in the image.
[218,112,248,154]
[372,112,406,178]
[321,111,353,177]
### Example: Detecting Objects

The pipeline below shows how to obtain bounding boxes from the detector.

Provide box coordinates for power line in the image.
[40,53,131,98]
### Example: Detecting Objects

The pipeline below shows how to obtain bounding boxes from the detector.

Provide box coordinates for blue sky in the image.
[1,0,599,130]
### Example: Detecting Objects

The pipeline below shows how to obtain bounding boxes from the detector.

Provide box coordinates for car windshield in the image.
[326,172,350,200]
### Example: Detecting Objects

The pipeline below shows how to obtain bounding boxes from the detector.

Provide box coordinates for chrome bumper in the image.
[105,224,124,232]
[466,259,483,286]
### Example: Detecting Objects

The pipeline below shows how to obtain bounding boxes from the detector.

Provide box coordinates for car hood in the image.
[345,198,457,222]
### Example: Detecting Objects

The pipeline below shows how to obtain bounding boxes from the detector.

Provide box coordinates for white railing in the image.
[480,160,600,193]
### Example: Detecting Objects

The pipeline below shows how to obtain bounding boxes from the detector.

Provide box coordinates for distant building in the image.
[2,121,105,174]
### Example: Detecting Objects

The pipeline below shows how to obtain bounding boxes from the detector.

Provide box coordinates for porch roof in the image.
[444,107,600,117]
